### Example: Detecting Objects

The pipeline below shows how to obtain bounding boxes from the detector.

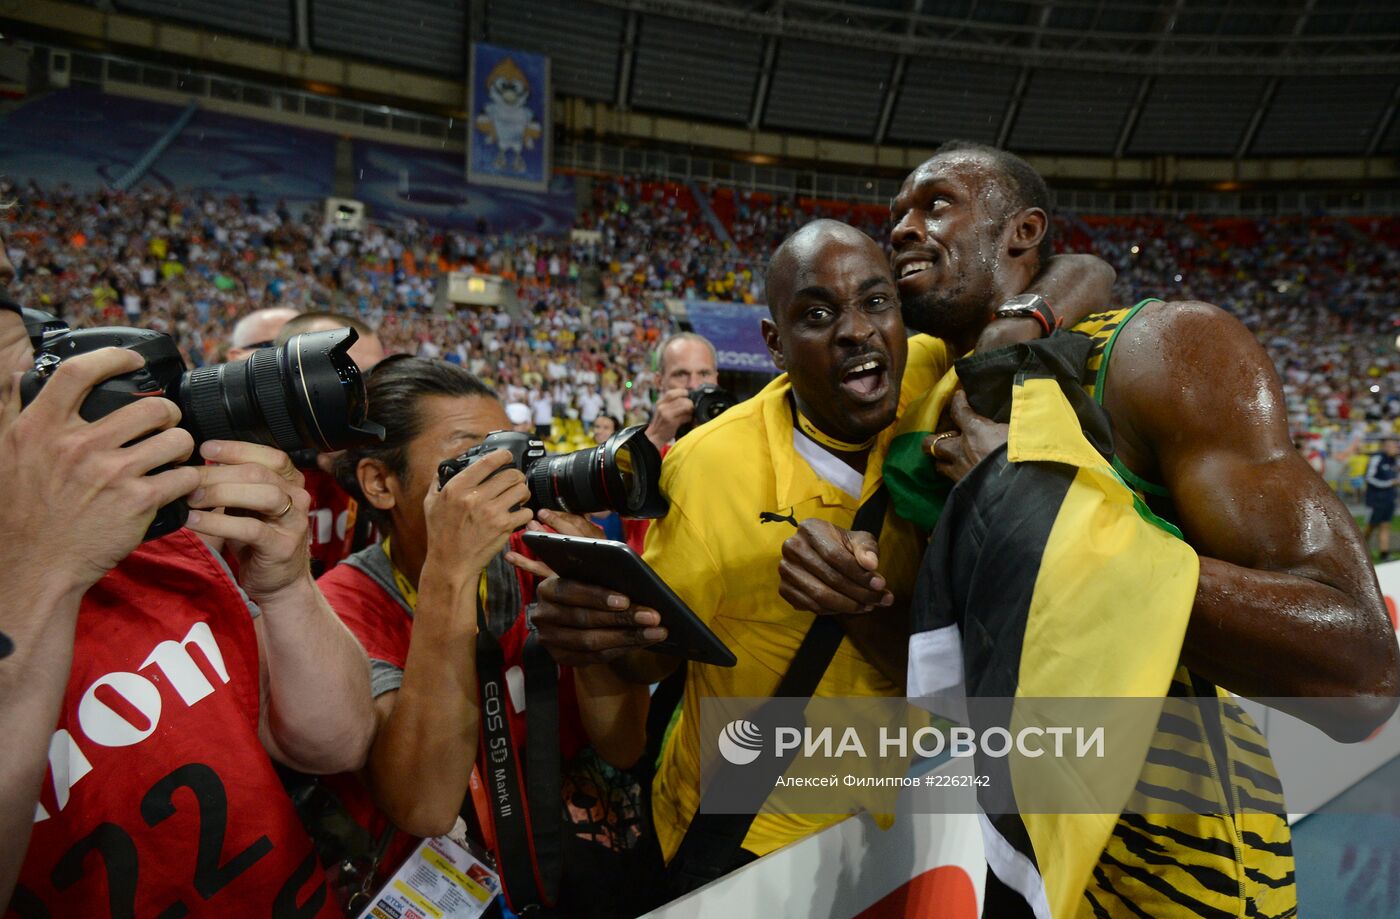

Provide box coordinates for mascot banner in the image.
[468,43,550,191]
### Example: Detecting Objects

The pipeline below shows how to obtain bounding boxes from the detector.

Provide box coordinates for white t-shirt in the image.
[531,396,553,426]
[579,391,604,423]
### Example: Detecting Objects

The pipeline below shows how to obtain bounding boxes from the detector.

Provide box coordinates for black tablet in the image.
[521,531,737,668]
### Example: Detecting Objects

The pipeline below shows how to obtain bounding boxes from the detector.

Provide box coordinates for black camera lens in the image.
[441,426,667,519]
[177,328,385,453]
[525,425,667,518]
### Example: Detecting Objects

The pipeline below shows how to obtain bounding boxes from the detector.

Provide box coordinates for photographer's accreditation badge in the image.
[356,835,502,919]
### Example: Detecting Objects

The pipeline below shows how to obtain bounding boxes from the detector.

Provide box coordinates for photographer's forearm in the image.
[366,566,482,839]
[574,664,649,768]
[255,574,375,774]
[0,573,87,906]
[608,646,681,686]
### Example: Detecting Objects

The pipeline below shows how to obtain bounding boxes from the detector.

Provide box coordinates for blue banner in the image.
[468,43,551,192]
[685,300,778,374]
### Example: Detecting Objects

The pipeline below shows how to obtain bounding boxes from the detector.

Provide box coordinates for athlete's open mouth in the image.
[899,259,934,279]
[894,250,940,283]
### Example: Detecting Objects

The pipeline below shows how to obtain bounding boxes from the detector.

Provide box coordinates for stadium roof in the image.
[100,0,1400,157]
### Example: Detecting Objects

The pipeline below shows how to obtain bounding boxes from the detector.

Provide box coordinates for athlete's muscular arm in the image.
[974,253,1116,352]
[185,441,376,774]
[1106,301,1399,741]
[573,664,650,768]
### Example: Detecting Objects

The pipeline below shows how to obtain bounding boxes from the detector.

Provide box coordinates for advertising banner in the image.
[468,43,550,192]
[684,300,777,374]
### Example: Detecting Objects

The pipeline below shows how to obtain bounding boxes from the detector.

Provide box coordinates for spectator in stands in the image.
[316,358,653,915]
[578,383,604,425]
[276,310,386,372]
[591,413,619,444]
[0,299,375,913]
[1365,438,1398,561]
[644,332,719,452]
[505,400,532,433]
[530,387,554,440]
[227,306,299,360]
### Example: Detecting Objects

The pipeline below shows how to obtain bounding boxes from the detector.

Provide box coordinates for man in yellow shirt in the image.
[530,219,1112,893]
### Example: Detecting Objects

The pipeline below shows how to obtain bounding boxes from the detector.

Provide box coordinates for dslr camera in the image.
[20,309,386,540]
[437,425,667,518]
[676,383,737,438]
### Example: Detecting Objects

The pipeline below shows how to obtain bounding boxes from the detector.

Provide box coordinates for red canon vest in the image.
[9,529,338,919]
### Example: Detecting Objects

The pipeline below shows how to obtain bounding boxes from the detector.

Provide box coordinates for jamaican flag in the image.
[902,333,1208,918]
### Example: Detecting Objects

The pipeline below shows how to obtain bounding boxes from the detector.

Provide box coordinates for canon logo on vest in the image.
[308,507,350,547]
[34,620,231,824]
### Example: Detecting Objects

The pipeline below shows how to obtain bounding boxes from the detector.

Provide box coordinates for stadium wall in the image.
[5,0,1398,189]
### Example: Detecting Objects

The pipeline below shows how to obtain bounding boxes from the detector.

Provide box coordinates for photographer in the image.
[315,358,654,916]
[644,332,719,452]
[0,298,375,914]
[226,306,299,361]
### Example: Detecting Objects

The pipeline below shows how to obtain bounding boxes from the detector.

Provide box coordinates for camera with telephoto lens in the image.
[675,383,737,438]
[436,425,668,518]
[19,308,387,541]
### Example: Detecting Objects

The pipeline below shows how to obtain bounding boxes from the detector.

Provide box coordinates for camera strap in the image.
[468,600,562,913]
[667,485,890,895]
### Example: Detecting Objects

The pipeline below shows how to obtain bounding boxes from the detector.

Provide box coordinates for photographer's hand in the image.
[184,440,375,774]
[504,507,604,579]
[3,347,199,592]
[0,346,198,905]
[423,448,533,583]
[645,387,695,451]
[185,440,312,600]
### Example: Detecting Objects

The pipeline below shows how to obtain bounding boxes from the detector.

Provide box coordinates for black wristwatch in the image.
[995,293,1060,337]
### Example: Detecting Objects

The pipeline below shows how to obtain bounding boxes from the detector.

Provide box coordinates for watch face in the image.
[1001,294,1046,311]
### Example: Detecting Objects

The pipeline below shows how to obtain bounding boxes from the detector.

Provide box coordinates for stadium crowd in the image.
[2,174,1397,462]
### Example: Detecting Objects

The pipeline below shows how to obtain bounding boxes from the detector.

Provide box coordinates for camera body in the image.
[20,312,384,541]
[21,325,187,424]
[20,326,201,540]
[436,431,548,501]
[676,383,738,439]
[437,425,667,519]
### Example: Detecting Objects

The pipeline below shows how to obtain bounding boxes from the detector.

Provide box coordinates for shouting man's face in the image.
[762,220,907,443]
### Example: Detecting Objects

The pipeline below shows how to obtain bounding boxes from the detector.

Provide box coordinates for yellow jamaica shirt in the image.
[645,334,952,861]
